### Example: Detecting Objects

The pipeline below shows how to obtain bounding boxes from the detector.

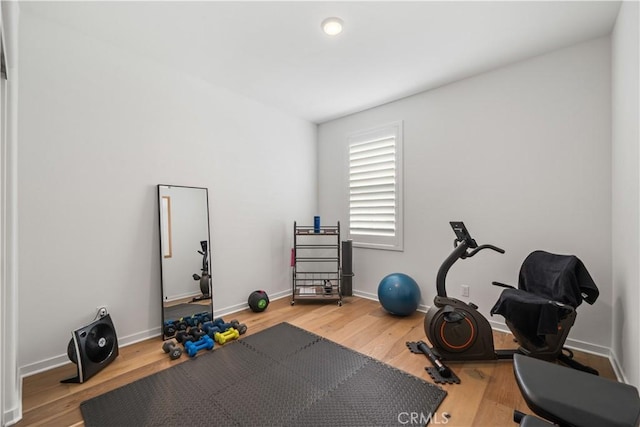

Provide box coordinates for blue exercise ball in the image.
[377,273,421,316]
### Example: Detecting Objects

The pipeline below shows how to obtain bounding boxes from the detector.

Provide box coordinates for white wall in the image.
[16,11,316,374]
[612,0,640,387]
[319,37,612,353]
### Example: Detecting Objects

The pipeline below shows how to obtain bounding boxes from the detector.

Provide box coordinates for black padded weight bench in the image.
[513,353,640,427]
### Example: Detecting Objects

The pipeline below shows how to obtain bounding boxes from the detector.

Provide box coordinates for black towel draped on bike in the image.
[490,250,599,346]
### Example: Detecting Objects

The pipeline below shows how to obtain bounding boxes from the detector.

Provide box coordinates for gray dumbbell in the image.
[162,340,182,360]
[230,320,248,335]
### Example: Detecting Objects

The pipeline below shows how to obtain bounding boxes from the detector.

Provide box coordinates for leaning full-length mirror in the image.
[157,185,213,340]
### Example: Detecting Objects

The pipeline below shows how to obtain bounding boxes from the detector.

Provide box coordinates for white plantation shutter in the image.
[350,137,396,236]
[347,121,403,251]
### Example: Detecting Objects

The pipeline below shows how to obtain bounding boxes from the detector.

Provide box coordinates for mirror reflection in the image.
[157,185,213,340]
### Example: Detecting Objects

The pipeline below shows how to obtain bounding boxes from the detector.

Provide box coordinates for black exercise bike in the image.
[423,222,597,374]
[192,240,212,302]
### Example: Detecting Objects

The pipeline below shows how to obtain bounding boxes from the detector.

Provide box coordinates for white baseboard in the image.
[20,355,69,379]
[3,404,22,427]
[356,291,611,360]
[19,326,163,379]
[164,291,201,303]
[213,289,291,318]
[3,371,22,426]
[16,291,620,385]
[609,349,628,383]
[353,290,429,313]
[563,337,611,358]
[19,291,294,379]
[353,289,377,301]
[487,318,611,358]
[153,294,638,385]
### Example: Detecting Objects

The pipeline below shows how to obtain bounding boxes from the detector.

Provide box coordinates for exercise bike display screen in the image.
[449,221,477,248]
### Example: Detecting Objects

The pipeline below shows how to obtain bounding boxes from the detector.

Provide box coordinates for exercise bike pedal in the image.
[406,341,461,384]
[426,366,461,384]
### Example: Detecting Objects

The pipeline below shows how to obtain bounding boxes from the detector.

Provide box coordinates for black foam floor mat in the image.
[81,322,447,426]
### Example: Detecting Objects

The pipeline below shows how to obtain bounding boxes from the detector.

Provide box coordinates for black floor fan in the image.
[61,313,119,384]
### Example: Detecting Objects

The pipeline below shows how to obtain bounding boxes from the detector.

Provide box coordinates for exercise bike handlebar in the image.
[465,244,505,258]
[436,239,504,298]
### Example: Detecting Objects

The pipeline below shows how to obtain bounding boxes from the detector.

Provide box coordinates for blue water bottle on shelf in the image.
[314,216,320,233]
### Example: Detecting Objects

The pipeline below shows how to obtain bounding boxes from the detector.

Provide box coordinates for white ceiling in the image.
[21,1,621,124]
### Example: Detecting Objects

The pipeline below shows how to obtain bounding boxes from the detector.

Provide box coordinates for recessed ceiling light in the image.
[321,17,343,36]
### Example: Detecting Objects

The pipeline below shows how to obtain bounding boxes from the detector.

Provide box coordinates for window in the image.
[347,121,403,251]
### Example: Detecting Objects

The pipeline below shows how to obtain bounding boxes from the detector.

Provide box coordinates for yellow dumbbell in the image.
[214,327,240,344]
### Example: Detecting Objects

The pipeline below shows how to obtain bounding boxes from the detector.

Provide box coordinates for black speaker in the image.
[61,314,119,383]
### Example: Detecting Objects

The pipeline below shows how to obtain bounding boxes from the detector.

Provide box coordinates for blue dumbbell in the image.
[194,311,212,324]
[208,318,247,335]
[184,335,214,357]
[202,322,222,338]
[163,321,178,337]
[184,316,199,327]
[220,320,247,335]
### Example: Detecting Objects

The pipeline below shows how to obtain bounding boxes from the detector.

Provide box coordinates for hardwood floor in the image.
[16,296,616,426]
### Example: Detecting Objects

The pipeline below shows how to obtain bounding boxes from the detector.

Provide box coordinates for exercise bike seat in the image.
[513,353,640,427]
[491,251,599,360]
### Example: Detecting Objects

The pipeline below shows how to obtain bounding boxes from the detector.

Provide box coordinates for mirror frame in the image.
[157,184,213,340]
